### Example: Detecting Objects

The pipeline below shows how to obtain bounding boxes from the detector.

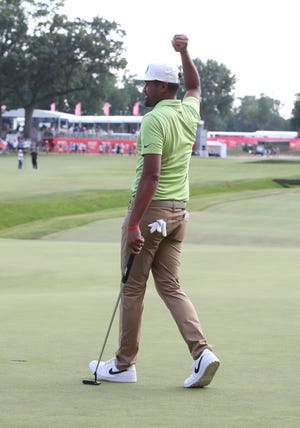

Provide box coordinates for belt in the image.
[149,200,186,209]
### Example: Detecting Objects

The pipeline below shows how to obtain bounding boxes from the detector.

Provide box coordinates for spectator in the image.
[30,148,38,169]
[17,149,24,169]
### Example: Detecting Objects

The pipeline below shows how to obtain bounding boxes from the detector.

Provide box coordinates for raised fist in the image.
[171,34,189,52]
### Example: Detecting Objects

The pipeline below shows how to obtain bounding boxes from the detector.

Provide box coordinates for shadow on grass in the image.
[273,178,300,188]
[244,159,300,164]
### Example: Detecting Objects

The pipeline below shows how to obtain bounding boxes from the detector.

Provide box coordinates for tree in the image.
[0,0,29,135]
[0,0,127,138]
[107,73,145,116]
[290,94,300,131]
[177,59,236,130]
[230,95,288,131]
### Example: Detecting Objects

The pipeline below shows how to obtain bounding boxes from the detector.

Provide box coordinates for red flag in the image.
[50,103,56,111]
[75,102,81,116]
[102,102,111,116]
[132,102,140,116]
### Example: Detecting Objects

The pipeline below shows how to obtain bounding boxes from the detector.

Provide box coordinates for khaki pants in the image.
[116,200,210,369]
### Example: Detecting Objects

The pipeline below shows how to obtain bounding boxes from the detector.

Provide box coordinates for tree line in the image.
[1,0,299,139]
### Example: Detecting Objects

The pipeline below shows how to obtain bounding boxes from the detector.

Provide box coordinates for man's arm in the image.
[127,154,161,254]
[172,34,201,100]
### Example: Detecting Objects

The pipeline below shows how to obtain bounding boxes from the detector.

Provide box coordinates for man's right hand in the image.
[172,34,189,52]
[127,228,145,255]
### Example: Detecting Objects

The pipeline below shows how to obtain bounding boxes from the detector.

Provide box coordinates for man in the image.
[30,147,38,169]
[90,34,220,388]
[17,149,24,169]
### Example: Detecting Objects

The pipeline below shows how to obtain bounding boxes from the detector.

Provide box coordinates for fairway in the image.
[0,154,300,427]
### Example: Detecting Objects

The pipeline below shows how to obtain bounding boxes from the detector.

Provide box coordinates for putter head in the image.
[82,379,101,385]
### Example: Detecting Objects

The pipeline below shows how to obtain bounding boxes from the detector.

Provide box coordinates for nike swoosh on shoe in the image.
[109,368,128,375]
[194,355,204,374]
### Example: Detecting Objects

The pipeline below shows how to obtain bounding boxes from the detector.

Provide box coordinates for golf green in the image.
[0,154,299,427]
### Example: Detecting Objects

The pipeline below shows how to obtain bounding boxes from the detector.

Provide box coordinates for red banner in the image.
[74,103,81,116]
[53,137,137,155]
[102,102,111,116]
[132,102,140,116]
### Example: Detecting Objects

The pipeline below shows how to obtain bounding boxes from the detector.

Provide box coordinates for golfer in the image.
[90,34,220,388]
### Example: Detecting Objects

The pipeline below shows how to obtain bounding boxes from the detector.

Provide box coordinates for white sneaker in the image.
[89,358,137,383]
[184,349,220,388]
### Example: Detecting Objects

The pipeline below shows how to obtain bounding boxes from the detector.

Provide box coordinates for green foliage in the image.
[290,94,300,130]
[229,95,288,131]
[108,74,144,116]
[0,0,28,132]
[181,58,237,130]
[0,0,127,137]
[0,1,27,54]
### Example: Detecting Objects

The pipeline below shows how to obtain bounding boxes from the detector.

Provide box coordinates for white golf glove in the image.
[148,219,167,237]
[184,211,190,221]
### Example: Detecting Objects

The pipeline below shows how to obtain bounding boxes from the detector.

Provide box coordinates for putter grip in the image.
[122,254,135,283]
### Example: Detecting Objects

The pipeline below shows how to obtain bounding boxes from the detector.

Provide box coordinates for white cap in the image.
[137,63,180,84]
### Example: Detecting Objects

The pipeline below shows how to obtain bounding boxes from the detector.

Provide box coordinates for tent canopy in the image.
[3,108,75,120]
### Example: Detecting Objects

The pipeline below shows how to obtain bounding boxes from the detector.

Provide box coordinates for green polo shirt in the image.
[131,96,200,201]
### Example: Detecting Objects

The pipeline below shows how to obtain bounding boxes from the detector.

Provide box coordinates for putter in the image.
[82,253,135,386]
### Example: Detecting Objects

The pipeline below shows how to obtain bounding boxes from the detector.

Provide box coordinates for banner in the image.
[132,101,140,116]
[102,102,111,116]
[75,102,81,116]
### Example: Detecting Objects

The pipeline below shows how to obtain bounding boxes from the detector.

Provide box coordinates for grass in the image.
[0,153,300,427]
[1,153,300,237]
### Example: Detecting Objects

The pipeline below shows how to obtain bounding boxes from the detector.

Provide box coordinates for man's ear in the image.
[159,81,169,92]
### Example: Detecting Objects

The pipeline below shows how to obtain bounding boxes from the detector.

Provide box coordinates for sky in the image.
[63,0,299,119]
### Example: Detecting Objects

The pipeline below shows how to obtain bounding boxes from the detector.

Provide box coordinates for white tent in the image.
[2,108,77,131]
[207,140,227,158]
[3,108,75,120]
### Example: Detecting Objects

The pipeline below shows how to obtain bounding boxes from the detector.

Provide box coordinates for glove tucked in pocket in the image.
[148,219,167,237]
